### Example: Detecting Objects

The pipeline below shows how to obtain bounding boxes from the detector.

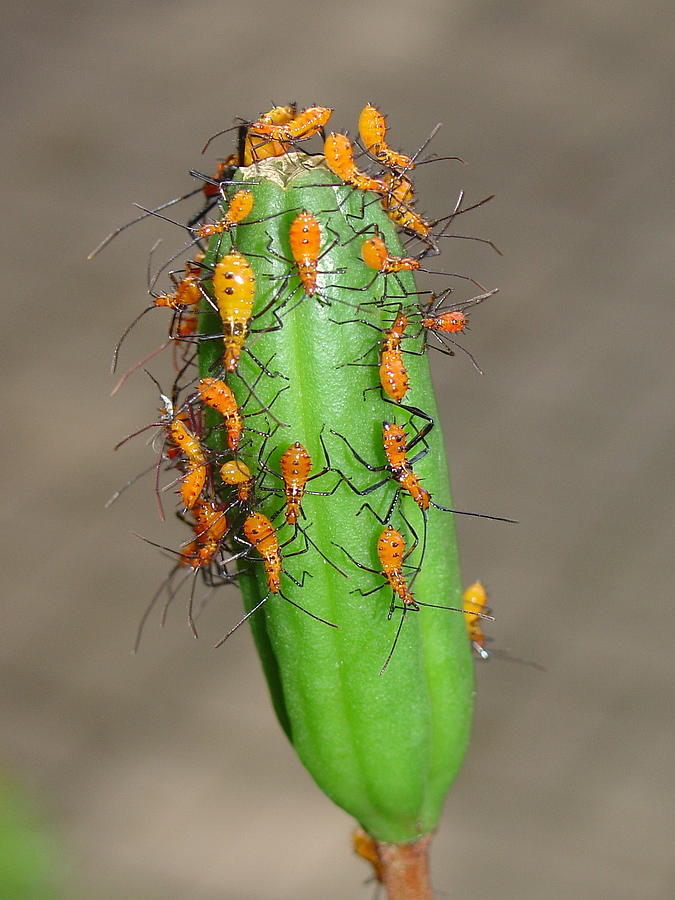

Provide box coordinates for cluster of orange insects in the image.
[101,101,508,669]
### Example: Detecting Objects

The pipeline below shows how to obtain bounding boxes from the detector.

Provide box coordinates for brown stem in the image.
[375,834,434,900]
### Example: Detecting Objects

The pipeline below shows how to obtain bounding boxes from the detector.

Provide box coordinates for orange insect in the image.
[195,189,254,238]
[380,172,431,239]
[279,442,313,525]
[463,580,491,660]
[212,250,256,372]
[197,378,244,451]
[153,389,209,511]
[252,437,345,569]
[328,420,515,527]
[415,287,499,371]
[111,255,205,373]
[242,104,297,164]
[87,156,239,260]
[323,132,387,194]
[201,103,298,158]
[379,313,410,403]
[220,459,255,505]
[165,410,208,510]
[289,210,321,296]
[133,498,231,649]
[335,305,416,404]
[199,155,239,199]
[249,105,332,142]
[114,381,210,518]
[336,525,487,672]
[214,513,338,646]
[358,103,413,170]
[193,499,229,564]
[361,230,420,275]
[352,829,383,884]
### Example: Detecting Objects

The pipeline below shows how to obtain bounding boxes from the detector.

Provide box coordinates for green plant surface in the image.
[198,153,474,842]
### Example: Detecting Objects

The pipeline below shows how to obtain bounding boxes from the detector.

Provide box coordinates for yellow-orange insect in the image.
[289,210,321,296]
[463,580,491,660]
[220,459,254,505]
[250,105,332,142]
[379,312,410,404]
[197,378,244,451]
[323,132,387,194]
[358,103,413,170]
[195,189,254,238]
[380,172,431,238]
[280,442,313,525]
[361,231,420,275]
[212,250,256,372]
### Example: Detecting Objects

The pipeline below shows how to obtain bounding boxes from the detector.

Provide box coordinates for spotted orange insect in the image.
[279,442,313,525]
[249,105,332,142]
[211,250,256,372]
[328,420,516,527]
[214,513,338,646]
[242,103,297,164]
[197,378,244,452]
[195,189,254,238]
[111,255,205,373]
[361,230,420,275]
[337,309,412,404]
[358,103,413,170]
[133,498,231,649]
[219,459,255,506]
[463,580,491,660]
[323,132,387,194]
[380,172,431,240]
[335,524,489,672]
[289,210,321,296]
[164,407,209,511]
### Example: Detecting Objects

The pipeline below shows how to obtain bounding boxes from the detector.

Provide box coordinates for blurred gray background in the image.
[1,1,672,897]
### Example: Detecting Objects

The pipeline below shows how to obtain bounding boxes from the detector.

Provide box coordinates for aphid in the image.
[197,377,243,452]
[358,103,413,170]
[361,230,420,275]
[195,189,254,238]
[219,459,255,505]
[289,210,321,296]
[214,513,338,646]
[212,250,256,372]
[114,379,210,518]
[463,580,491,660]
[249,105,332,142]
[323,132,387,194]
[420,287,498,333]
[256,215,347,314]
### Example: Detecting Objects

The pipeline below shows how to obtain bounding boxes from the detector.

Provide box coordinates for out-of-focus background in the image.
[1,1,672,897]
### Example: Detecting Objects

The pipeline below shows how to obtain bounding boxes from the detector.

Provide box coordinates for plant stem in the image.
[375,834,433,900]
